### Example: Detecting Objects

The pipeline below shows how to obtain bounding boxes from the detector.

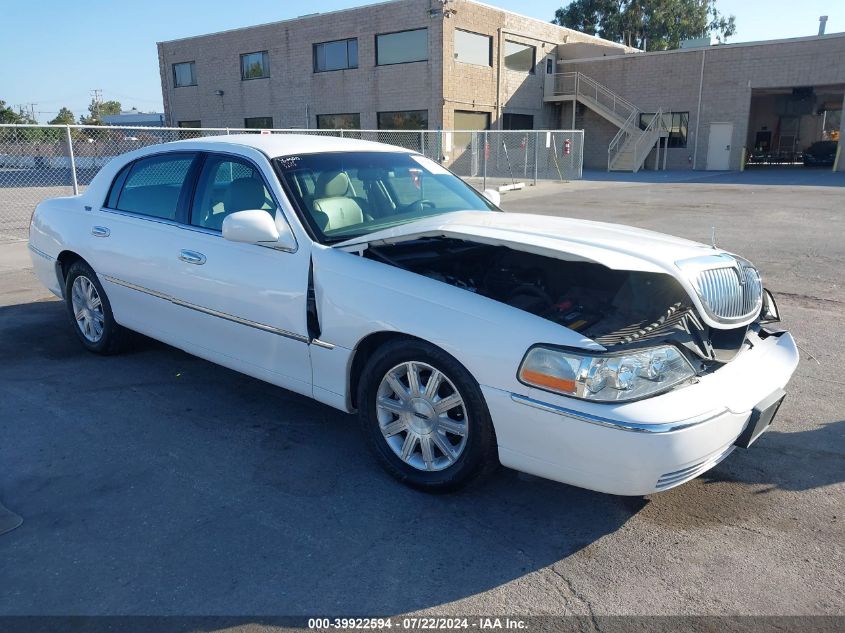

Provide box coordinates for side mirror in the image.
[482,188,501,207]
[222,210,296,251]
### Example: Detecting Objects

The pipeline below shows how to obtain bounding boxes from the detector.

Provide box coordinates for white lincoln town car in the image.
[28,135,798,495]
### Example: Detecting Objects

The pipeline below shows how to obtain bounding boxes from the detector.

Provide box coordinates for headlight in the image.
[518,345,696,402]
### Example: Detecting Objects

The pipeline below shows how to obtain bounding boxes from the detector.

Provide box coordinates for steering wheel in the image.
[398,199,437,214]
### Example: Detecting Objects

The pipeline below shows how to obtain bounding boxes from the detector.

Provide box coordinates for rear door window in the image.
[111,153,195,221]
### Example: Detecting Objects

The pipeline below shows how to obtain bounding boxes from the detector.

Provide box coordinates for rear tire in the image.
[64,260,126,355]
[357,339,498,492]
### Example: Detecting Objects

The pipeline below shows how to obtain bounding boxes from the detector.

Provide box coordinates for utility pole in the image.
[90,89,103,120]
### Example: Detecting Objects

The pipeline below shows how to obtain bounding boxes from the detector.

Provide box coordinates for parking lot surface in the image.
[1,169,843,618]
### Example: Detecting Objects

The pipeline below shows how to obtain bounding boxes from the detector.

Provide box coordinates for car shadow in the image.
[1,299,842,617]
[701,420,845,493]
[0,300,641,616]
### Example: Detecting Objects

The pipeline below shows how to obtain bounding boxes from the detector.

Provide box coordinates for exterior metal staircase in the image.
[544,72,668,172]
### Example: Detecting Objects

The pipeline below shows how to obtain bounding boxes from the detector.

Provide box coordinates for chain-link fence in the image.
[0,124,584,240]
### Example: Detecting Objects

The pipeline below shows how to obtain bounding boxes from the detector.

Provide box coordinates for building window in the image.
[316,113,361,129]
[504,40,536,73]
[376,28,428,66]
[241,51,270,80]
[640,112,689,148]
[454,29,491,67]
[177,120,201,138]
[377,110,428,130]
[173,62,197,87]
[502,113,534,130]
[244,117,274,129]
[314,38,358,72]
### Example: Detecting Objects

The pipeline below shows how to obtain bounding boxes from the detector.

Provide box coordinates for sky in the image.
[2,0,843,122]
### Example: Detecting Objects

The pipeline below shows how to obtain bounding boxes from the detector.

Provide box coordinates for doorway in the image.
[706,123,733,170]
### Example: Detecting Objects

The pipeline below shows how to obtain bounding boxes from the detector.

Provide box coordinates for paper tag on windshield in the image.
[410,154,451,175]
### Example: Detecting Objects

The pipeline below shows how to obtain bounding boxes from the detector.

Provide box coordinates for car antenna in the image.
[710,226,717,249]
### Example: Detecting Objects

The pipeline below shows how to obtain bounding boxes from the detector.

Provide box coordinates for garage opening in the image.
[746,84,843,168]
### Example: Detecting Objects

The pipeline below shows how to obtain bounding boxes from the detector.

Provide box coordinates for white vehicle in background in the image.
[28,135,798,495]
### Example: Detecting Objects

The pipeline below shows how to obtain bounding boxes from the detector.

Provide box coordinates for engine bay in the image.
[364,237,751,363]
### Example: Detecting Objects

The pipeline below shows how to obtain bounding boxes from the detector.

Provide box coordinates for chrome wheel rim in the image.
[376,361,469,472]
[71,275,104,343]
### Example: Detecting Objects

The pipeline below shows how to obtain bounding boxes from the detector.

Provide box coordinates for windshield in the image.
[273,151,497,244]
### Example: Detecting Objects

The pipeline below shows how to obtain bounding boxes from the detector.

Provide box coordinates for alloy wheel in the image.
[376,361,469,472]
[71,275,105,343]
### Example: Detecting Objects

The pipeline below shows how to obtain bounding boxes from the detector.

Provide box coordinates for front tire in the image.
[64,260,126,355]
[357,339,498,492]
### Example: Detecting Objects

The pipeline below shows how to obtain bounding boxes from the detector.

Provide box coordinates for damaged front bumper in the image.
[483,329,799,496]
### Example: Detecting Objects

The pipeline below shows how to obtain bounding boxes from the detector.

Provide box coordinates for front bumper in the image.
[483,330,799,495]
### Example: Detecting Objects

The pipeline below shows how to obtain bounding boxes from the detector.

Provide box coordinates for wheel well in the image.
[55,251,87,288]
[348,331,423,410]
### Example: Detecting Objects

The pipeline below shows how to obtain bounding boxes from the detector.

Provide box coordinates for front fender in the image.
[310,246,600,403]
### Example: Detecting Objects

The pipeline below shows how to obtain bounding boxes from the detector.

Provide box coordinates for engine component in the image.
[364,237,751,363]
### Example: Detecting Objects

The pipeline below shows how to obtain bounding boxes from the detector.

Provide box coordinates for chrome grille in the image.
[683,257,763,324]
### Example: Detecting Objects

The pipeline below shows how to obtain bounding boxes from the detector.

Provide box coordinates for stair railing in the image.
[632,110,666,173]
[607,109,640,170]
[550,72,639,124]
[574,73,638,124]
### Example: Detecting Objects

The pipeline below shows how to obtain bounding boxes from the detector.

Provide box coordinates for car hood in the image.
[334,210,720,274]
[334,210,758,330]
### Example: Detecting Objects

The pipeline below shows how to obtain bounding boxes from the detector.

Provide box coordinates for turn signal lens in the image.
[520,369,577,394]
[518,347,580,396]
[519,345,696,403]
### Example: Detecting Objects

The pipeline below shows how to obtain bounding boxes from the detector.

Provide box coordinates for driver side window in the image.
[190,155,277,231]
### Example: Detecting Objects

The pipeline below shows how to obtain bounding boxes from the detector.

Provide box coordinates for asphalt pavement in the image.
[0,169,842,621]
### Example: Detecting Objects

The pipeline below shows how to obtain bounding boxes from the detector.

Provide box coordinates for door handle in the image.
[91,226,110,238]
[179,250,206,265]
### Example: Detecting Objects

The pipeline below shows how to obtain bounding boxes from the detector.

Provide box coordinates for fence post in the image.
[226,128,230,135]
[420,131,425,156]
[533,131,539,186]
[523,134,528,179]
[65,125,79,195]
[482,130,488,191]
[579,131,584,179]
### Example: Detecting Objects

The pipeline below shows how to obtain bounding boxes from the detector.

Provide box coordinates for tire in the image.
[357,339,498,492]
[64,260,126,355]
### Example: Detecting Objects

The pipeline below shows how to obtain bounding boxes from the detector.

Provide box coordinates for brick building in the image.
[553,33,845,171]
[157,0,631,131]
[157,0,845,172]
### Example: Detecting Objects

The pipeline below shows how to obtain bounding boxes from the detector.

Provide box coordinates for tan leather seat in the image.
[205,176,267,230]
[311,171,364,231]
[224,176,266,212]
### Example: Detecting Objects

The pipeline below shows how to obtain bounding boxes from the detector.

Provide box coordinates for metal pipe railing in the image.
[607,109,640,170]
[549,72,638,123]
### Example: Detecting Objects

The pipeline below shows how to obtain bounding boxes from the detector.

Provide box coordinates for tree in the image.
[553,0,736,51]
[79,98,122,125]
[0,100,38,124]
[49,107,76,126]
[0,100,23,123]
